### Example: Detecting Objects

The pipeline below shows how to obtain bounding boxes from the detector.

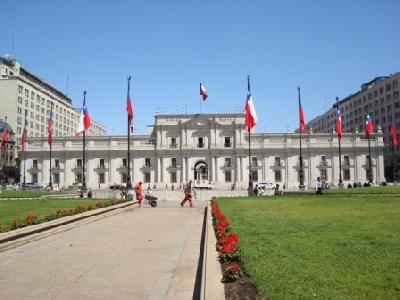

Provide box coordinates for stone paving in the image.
[0,200,214,299]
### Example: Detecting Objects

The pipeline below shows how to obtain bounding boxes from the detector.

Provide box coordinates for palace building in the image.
[22,113,385,190]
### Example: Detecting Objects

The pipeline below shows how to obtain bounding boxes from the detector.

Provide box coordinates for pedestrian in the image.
[315,177,323,195]
[253,184,259,196]
[180,179,193,207]
[87,189,92,199]
[134,181,143,207]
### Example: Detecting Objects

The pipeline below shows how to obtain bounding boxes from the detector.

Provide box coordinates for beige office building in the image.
[307,72,400,179]
[0,56,107,155]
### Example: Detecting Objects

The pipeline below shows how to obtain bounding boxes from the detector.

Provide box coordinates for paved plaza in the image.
[0,200,207,299]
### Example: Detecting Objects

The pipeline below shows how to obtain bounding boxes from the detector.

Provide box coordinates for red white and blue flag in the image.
[1,129,8,151]
[299,94,306,133]
[47,110,53,145]
[21,121,27,153]
[389,117,398,147]
[365,114,374,139]
[335,99,342,139]
[127,77,133,133]
[75,98,91,136]
[200,83,208,101]
[245,91,257,131]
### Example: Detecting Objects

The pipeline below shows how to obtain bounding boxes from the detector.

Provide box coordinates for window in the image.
[251,170,258,181]
[32,173,38,183]
[343,169,350,181]
[76,173,83,183]
[100,159,105,168]
[170,172,177,183]
[121,173,127,183]
[18,85,23,93]
[171,157,177,167]
[225,171,232,182]
[144,172,151,183]
[386,84,392,92]
[198,137,204,148]
[33,160,38,169]
[145,158,151,167]
[54,173,60,184]
[274,157,281,166]
[251,157,258,167]
[224,137,231,147]
[274,170,282,182]
[18,96,22,104]
[77,159,82,168]
[321,156,327,166]
[99,173,105,184]
[55,159,60,168]
[170,137,177,148]
[320,169,327,181]
[122,158,127,167]
[225,157,232,167]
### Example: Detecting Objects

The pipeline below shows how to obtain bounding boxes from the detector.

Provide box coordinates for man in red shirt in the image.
[134,181,143,207]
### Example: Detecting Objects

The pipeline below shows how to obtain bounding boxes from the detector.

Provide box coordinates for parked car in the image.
[194,180,214,189]
[256,182,276,190]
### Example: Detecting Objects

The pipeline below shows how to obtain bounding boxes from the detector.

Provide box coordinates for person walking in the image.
[180,179,193,207]
[315,177,323,195]
[134,181,144,207]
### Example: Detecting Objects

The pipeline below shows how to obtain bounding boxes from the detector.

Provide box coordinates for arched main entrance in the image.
[194,161,209,182]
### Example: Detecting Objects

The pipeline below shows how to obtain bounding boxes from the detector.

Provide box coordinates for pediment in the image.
[183,115,214,127]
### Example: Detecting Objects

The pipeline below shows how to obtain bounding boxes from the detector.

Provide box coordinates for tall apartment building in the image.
[307,72,400,179]
[0,56,107,152]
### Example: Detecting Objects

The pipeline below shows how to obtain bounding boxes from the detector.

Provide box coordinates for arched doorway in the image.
[194,161,209,182]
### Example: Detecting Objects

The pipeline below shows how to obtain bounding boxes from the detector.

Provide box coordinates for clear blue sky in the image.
[1,0,399,134]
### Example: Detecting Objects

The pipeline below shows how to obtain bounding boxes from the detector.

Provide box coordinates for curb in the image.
[0,200,137,244]
[201,199,225,300]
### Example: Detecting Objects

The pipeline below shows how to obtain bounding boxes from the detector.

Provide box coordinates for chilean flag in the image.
[245,91,257,131]
[21,127,27,153]
[365,114,374,139]
[389,118,398,147]
[75,98,91,136]
[299,95,306,133]
[335,99,342,139]
[47,111,53,145]
[1,130,8,151]
[200,83,208,101]
[127,77,133,132]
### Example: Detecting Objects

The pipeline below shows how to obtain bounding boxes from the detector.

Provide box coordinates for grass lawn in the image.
[0,190,55,198]
[0,199,105,230]
[217,194,400,299]
[325,185,400,194]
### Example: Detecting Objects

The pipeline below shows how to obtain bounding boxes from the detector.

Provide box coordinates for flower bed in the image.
[1,199,129,232]
[211,199,243,283]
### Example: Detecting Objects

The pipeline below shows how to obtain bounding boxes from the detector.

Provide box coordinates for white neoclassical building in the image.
[21,113,385,190]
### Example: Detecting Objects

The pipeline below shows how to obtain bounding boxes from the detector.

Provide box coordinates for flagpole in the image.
[199,83,202,114]
[367,135,373,183]
[49,103,53,188]
[23,109,27,186]
[82,91,87,191]
[392,141,396,182]
[298,87,305,189]
[126,76,132,189]
[337,97,343,186]
[247,75,253,196]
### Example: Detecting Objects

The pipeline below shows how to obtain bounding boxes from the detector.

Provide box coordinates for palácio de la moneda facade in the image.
[21,113,385,190]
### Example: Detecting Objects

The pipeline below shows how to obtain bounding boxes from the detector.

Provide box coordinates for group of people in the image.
[121,179,195,208]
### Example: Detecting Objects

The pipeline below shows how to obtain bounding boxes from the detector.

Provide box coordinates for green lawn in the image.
[0,190,55,198]
[325,185,400,194]
[217,195,400,299]
[0,199,104,230]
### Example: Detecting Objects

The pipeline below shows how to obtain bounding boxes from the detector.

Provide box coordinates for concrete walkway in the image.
[0,200,222,299]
